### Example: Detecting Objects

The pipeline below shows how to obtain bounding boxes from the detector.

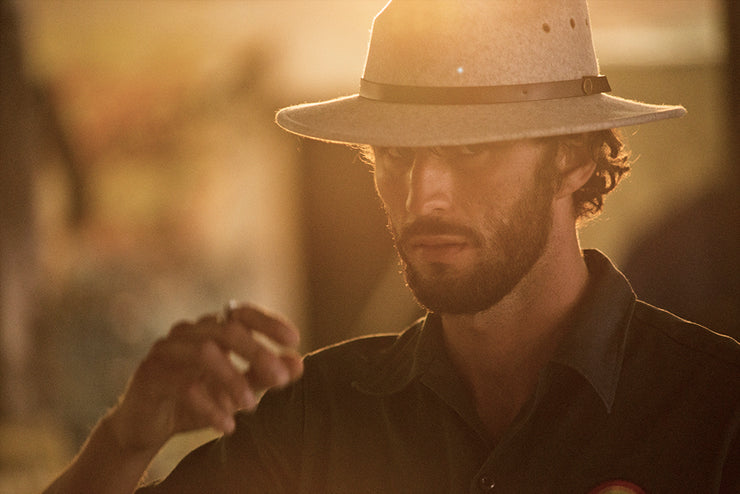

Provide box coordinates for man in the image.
[45,1,739,493]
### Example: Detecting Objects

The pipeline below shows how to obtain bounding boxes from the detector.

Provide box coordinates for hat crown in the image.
[363,0,599,87]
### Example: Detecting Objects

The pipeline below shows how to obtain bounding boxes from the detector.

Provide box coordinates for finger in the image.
[184,382,236,434]
[212,319,295,376]
[163,309,302,402]
[245,346,297,390]
[228,303,301,349]
[173,306,300,362]
[194,340,254,409]
[168,317,252,366]
[170,314,268,365]
[281,352,304,381]
[150,332,253,410]
[166,318,220,346]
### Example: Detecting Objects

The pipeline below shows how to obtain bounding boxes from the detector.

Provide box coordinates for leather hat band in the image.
[359,75,610,104]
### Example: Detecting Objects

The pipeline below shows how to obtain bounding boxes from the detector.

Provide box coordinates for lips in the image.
[405,234,471,262]
[395,218,483,264]
[408,234,469,249]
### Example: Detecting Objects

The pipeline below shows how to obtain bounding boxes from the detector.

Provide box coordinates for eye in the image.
[431,143,490,159]
[375,146,415,160]
[459,143,490,155]
[373,146,416,172]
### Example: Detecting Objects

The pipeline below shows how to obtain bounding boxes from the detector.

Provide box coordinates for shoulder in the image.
[631,300,740,369]
[305,332,403,363]
[242,324,425,436]
[608,301,739,442]
[301,319,425,382]
[624,301,740,410]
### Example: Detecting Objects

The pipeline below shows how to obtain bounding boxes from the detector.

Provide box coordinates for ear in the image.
[554,138,596,199]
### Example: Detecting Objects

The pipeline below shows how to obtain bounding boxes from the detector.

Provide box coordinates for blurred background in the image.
[0,0,737,491]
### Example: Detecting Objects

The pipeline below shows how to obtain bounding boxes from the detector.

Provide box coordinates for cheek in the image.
[374,171,407,213]
[456,174,496,210]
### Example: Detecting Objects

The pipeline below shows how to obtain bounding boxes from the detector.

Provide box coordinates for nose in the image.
[405,150,454,216]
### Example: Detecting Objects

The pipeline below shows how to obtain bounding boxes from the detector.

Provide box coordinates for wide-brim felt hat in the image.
[276,0,686,147]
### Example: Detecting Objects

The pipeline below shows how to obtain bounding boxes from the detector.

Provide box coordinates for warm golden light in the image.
[0,1,729,491]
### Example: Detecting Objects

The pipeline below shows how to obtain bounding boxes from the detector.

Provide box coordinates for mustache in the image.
[395,217,484,248]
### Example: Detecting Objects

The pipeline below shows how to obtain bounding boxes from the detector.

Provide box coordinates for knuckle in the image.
[220,321,242,343]
[168,320,193,338]
[255,353,289,386]
[196,313,219,326]
[231,378,250,402]
[184,382,203,403]
[146,337,172,364]
[236,301,258,313]
[231,302,268,325]
[240,390,258,411]
[283,354,304,379]
[197,339,222,363]
[150,337,168,354]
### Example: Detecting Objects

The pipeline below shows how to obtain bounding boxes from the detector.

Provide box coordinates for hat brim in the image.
[275,93,686,147]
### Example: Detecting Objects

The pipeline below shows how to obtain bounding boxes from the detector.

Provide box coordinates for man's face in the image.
[372,139,559,314]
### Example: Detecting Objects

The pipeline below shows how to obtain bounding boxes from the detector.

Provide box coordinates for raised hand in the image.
[107,302,304,455]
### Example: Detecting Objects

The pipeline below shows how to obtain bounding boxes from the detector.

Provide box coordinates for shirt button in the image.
[478,476,495,491]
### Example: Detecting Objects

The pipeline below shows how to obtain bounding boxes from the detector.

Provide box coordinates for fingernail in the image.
[223,415,236,434]
[275,366,291,386]
[241,391,256,410]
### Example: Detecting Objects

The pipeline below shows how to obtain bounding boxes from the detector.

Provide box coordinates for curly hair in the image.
[567,129,632,221]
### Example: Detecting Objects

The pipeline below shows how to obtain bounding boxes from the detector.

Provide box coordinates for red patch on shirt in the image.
[588,480,646,494]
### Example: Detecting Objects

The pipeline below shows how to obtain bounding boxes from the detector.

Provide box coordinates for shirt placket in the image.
[466,366,553,494]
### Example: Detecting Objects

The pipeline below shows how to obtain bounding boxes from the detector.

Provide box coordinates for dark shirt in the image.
[138,250,740,493]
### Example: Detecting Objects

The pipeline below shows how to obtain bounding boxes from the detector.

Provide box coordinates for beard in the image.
[390,154,558,315]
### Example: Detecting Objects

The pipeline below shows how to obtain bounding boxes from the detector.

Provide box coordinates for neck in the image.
[441,243,588,364]
[439,224,589,441]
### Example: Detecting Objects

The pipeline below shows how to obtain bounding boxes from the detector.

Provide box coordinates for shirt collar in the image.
[353,249,635,413]
[550,249,635,412]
